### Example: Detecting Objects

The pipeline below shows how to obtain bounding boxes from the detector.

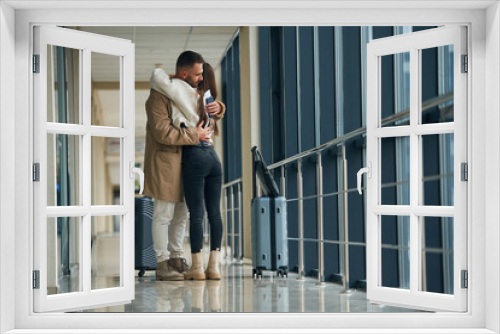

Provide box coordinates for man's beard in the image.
[185,77,198,88]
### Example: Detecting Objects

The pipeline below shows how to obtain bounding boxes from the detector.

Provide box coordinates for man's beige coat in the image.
[143,89,198,202]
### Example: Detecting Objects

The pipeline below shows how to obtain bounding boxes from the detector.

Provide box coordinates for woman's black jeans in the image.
[182,144,223,254]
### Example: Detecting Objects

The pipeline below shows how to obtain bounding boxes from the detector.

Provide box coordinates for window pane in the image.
[47,45,80,124]
[381,215,410,289]
[47,134,80,206]
[91,52,121,127]
[92,137,120,205]
[91,215,121,290]
[421,216,454,295]
[381,137,410,205]
[47,216,81,295]
[381,52,410,127]
[421,133,454,206]
[421,45,454,124]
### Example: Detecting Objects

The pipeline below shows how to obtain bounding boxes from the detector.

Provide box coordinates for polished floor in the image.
[81,261,422,313]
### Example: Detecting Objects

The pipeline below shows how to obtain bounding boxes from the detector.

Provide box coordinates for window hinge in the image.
[461,162,468,181]
[33,54,40,73]
[33,270,40,289]
[461,54,468,73]
[33,163,40,182]
[461,270,468,289]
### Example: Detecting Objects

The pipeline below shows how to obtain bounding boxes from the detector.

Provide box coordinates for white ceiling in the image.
[81,26,238,82]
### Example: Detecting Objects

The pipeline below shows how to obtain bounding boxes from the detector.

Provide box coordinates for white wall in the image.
[0,2,16,333]
[239,26,260,260]
[485,2,500,333]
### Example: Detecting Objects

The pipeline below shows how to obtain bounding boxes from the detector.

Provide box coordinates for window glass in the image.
[47,216,81,295]
[47,45,80,124]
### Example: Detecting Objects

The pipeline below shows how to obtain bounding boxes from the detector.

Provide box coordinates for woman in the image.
[182,63,223,280]
[150,62,224,280]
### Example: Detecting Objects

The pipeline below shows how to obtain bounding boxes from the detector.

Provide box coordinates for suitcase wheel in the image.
[253,268,263,279]
[138,269,145,277]
[277,267,288,278]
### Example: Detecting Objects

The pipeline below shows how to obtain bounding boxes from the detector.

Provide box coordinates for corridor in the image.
[81,263,421,313]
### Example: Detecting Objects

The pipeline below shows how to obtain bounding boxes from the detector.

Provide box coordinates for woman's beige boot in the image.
[206,280,221,312]
[184,252,206,280]
[205,250,221,280]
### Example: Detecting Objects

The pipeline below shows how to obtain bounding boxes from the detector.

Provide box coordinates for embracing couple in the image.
[143,51,225,281]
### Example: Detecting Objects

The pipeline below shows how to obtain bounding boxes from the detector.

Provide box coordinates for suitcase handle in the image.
[251,146,280,198]
[251,146,258,199]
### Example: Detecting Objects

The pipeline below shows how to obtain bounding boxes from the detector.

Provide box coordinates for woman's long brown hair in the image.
[197,62,219,136]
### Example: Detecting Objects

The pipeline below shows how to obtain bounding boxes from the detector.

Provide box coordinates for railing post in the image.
[237,182,243,263]
[230,185,235,261]
[280,165,286,197]
[297,159,305,281]
[341,143,351,294]
[316,153,326,287]
[224,188,229,260]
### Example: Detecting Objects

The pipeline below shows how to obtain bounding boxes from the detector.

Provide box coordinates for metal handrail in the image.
[221,178,244,262]
[267,92,453,170]
[222,178,243,189]
[264,92,453,290]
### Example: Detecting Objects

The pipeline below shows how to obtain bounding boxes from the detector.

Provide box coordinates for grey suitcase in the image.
[251,146,289,278]
[134,196,157,277]
[251,196,289,278]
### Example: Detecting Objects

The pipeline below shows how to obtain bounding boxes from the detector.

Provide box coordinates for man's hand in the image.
[197,123,211,142]
[206,101,220,118]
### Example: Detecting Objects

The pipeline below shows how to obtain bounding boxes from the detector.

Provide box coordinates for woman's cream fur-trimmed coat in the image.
[150,68,201,129]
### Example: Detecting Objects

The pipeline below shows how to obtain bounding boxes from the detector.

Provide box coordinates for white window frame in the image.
[32,25,136,313]
[365,25,467,312]
[2,3,498,334]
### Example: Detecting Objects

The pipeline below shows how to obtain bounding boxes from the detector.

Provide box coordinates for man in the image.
[143,51,225,281]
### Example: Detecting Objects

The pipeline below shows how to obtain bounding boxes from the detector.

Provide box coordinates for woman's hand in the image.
[197,123,211,142]
[205,101,220,117]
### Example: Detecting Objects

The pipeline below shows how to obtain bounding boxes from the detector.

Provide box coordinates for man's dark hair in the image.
[176,51,204,73]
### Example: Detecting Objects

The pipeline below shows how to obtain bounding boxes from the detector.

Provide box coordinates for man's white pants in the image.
[152,199,188,263]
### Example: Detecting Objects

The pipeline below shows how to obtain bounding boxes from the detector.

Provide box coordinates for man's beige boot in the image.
[184,252,206,280]
[156,260,184,281]
[205,250,221,280]
[168,257,189,275]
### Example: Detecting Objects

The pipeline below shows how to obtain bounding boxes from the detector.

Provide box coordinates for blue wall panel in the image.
[342,27,362,134]
[298,27,316,151]
[233,36,242,179]
[221,58,229,183]
[318,26,336,144]
[282,27,300,272]
[226,48,235,180]
[271,27,284,163]
[318,26,340,282]
[283,27,299,158]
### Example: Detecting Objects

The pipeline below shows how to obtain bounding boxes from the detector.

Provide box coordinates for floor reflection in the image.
[81,263,421,313]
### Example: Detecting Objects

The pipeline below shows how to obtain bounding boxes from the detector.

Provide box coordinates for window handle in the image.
[357,162,371,195]
[130,162,144,194]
